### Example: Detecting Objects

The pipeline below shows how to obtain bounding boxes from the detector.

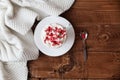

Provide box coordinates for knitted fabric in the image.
[0,0,75,80]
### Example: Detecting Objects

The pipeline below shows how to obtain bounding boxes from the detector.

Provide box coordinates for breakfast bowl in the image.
[34,16,75,57]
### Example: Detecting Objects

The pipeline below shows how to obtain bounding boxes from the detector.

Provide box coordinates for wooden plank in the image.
[75,0,120,2]
[74,24,120,52]
[72,0,120,11]
[62,10,120,24]
[56,52,120,79]
[28,54,70,78]
[29,78,39,80]
[45,78,110,80]
[62,11,120,52]
[28,52,120,79]
[42,78,110,80]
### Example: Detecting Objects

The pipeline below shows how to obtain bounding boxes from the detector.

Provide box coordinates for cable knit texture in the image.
[0,0,75,80]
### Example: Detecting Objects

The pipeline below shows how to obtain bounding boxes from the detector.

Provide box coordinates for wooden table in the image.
[28,0,120,80]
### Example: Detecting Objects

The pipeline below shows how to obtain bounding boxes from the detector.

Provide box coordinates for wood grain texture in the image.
[28,52,120,79]
[28,0,120,79]
[28,78,39,80]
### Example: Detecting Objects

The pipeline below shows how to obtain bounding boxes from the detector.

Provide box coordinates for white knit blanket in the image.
[0,0,74,80]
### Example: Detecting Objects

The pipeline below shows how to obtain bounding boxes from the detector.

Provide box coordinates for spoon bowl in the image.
[80,31,88,40]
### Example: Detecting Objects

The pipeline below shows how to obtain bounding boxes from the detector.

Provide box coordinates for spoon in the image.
[80,31,88,62]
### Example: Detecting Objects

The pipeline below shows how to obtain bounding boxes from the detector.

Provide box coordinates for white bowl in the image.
[34,16,75,57]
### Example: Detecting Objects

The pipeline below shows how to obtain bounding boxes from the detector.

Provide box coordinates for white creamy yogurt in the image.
[41,23,67,48]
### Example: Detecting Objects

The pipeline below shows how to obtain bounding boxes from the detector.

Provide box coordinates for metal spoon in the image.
[80,31,88,62]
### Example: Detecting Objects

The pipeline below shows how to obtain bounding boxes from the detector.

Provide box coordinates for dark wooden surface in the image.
[28,0,120,80]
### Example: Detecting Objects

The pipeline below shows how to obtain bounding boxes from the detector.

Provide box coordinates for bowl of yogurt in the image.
[34,16,75,57]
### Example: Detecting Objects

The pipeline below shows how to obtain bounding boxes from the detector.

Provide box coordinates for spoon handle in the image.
[83,40,87,62]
